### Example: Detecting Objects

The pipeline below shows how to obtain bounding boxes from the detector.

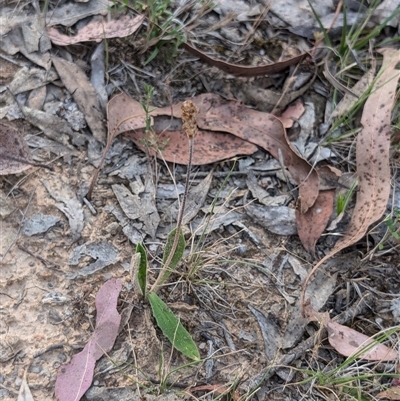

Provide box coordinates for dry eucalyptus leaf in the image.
[55,279,122,401]
[296,166,341,255]
[183,42,307,77]
[302,303,397,361]
[47,15,144,45]
[106,93,148,137]
[296,189,335,255]
[376,386,400,400]
[302,48,400,309]
[100,93,255,191]
[0,122,38,175]
[52,56,106,143]
[126,126,257,165]
[327,321,398,361]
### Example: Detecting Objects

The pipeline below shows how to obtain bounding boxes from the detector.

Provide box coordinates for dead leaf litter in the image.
[1,1,399,401]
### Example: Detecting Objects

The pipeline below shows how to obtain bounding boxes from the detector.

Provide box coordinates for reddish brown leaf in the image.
[327,321,398,361]
[47,15,144,45]
[296,190,335,255]
[183,42,308,77]
[0,122,49,175]
[277,99,306,128]
[55,278,122,401]
[302,48,400,309]
[102,93,318,212]
[190,94,319,212]
[106,93,149,137]
[126,127,257,165]
[86,93,150,199]
[296,165,341,254]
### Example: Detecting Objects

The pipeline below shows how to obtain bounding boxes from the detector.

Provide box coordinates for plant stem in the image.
[150,138,193,292]
[150,99,197,293]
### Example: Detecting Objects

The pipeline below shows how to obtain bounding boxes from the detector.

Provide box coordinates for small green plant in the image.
[385,209,400,241]
[139,84,170,154]
[336,178,358,215]
[308,0,400,143]
[111,0,130,12]
[112,0,186,64]
[133,100,200,361]
[377,208,400,250]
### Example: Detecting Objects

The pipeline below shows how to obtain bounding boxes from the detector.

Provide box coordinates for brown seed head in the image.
[181,100,198,139]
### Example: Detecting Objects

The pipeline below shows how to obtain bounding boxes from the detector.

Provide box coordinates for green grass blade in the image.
[355,6,400,50]
[144,47,159,65]
[307,0,332,47]
[339,0,348,55]
[336,178,358,215]
[135,243,148,297]
[148,292,200,361]
[160,228,185,284]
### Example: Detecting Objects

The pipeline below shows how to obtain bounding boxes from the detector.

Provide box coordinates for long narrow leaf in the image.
[148,292,200,361]
[307,0,332,47]
[160,228,185,284]
[135,243,148,297]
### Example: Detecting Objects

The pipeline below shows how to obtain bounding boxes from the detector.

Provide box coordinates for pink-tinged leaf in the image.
[377,387,400,400]
[55,278,122,401]
[106,93,149,138]
[302,48,400,308]
[47,15,144,45]
[277,99,305,128]
[326,321,398,361]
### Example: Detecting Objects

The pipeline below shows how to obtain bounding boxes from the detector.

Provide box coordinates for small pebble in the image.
[236,244,248,256]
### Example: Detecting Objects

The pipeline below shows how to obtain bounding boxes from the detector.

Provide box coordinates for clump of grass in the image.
[111,0,187,64]
[290,325,399,401]
[309,0,400,142]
